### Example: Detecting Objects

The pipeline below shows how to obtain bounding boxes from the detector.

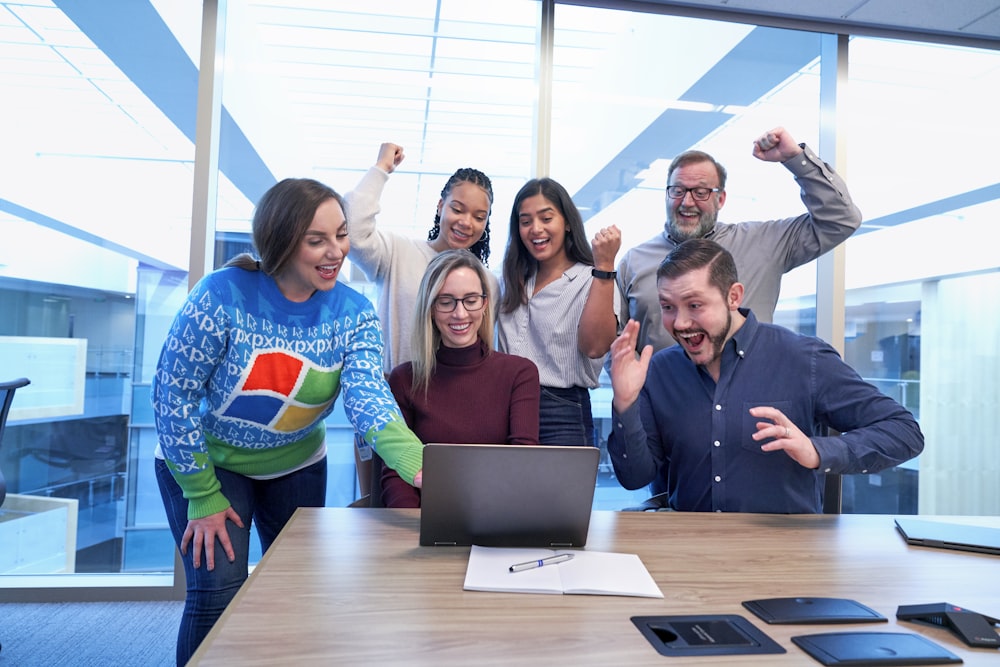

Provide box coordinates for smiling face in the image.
[273,197,349,302]
[429,181,491,252]
[658,265,742,380]
[665,160,726,241]
[517,193,569,267]
[432,266,488,349]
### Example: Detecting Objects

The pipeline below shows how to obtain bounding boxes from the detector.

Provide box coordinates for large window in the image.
[551,6,826,508]
[842,37,1000,515]
[2,1,998,594]
[1,1,202,581]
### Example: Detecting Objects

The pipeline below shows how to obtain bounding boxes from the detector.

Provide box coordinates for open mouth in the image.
[317,264,340,280]
[678,331,706,351]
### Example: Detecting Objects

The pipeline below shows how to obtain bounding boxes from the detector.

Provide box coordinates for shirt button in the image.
[824,467,832,473]
[714,404,722,411]
[714,475,722,482]
[713,441,721,447]
[861,469,868,474]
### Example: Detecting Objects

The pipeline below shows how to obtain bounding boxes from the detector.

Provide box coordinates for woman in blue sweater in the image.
[152,177,423,665]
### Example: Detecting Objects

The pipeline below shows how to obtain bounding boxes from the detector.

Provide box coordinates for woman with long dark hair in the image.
[498,177,621,447]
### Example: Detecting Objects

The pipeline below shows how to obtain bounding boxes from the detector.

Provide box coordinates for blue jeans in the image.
[539,386,595,447]
[155,457,327,666]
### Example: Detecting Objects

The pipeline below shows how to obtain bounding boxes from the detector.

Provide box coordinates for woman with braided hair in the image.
[344,143,496,372]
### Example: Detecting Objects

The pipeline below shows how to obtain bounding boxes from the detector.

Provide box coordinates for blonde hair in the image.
[410,249,495,394]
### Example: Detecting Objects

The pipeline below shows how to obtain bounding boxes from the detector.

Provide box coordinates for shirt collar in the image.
[729,307,758,359]
[664,223,720,246]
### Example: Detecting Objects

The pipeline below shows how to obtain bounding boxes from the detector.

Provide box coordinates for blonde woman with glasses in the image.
[381,249,540,507]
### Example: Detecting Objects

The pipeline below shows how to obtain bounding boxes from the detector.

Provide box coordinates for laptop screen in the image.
[419,443,600,547]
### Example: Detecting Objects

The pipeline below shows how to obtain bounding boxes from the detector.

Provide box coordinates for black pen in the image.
[509,553,574,573]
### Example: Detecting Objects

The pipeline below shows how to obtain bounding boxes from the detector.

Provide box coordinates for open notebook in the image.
[464,545,663,598]
[419,443,599,547]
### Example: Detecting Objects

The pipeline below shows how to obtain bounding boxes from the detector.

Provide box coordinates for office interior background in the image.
[1,0,998,598]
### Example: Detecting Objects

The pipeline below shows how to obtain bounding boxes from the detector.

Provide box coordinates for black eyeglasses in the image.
[666,185,721,201]
[433,294,487,313]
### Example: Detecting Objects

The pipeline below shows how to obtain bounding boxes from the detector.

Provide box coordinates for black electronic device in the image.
[896,602,1000,649]
[743,597,886,624]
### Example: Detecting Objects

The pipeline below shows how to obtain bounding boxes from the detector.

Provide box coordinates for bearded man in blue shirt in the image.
[606,239,923,513]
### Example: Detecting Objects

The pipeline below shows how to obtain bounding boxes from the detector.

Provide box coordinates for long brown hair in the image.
[225,178,343,275]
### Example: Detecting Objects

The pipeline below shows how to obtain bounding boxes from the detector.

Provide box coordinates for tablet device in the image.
[791,631,962,665]
[894,517,1000,556]
[419,443,599,547]
[743,597,886,624]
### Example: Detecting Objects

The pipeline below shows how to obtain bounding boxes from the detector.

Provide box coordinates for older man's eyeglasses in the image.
[666,185,721,201]
[433,294,487,313]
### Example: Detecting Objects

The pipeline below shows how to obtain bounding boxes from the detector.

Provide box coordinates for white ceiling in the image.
[578,0,1000,47]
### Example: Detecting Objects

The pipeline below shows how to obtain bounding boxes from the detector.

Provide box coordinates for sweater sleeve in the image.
[343,166,394,281]
[151,278,232,519]
[388,364,417,429]
[340,306,424,482]
[507,356,541,445]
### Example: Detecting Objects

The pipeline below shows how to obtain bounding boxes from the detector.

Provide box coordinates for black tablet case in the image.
[791,631,963,666]
[743,597,887,624]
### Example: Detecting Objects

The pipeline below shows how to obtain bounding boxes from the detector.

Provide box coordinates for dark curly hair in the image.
[426,167,494,265]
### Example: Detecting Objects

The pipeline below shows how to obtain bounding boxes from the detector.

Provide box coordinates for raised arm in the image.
[342,142,406,280]
[754,126,862,269]
[606,322,660,490]
[578,224,622,358]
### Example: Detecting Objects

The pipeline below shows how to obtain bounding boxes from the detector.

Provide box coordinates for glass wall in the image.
[1,0,202,580]
[550,5,828,508]
[841,37,1000,515]
[2,1,998,592]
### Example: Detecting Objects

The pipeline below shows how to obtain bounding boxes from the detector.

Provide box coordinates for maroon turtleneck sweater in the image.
[382,339,540,507]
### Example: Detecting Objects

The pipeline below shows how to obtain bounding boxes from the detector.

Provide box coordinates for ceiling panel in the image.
[600,0,1000,46]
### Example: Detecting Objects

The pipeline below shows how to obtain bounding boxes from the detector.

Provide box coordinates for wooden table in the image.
[189,509,1000,666]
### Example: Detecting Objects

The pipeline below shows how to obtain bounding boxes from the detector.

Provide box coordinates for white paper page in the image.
[464,546,567,594]
[464,546,663,598]
[558,552,663,598]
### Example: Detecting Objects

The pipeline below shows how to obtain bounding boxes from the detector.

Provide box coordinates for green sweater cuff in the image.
[368,420,423,483]
[188,490,232,521]
[164,459,231,520]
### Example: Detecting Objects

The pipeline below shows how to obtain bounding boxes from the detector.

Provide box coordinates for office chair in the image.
[0,377,31,509]
[347,432,386,508]
[366,452,386,508]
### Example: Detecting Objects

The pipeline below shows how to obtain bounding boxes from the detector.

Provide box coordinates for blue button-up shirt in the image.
[608,309,924,513]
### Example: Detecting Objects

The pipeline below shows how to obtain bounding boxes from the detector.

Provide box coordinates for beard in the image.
[667,206,717,241]
[676,308,732,370]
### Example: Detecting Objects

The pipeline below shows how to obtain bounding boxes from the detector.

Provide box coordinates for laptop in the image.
[894,517,1000,556]
[419,443,600,547]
